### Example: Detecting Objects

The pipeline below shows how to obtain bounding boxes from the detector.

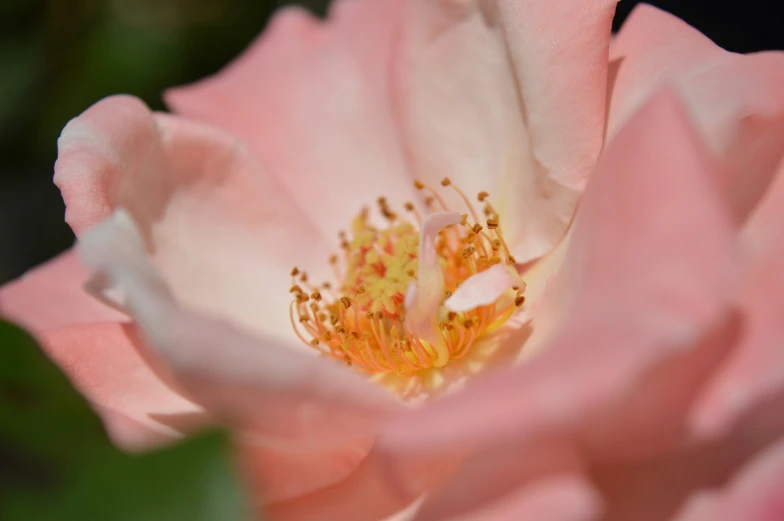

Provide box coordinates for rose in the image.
[3,1,784,520]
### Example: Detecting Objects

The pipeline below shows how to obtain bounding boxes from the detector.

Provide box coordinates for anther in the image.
[404,202,415,211]
[508,255,517,264]
[289,285,303,293]
[515,296,526,307]
[329,255,338,264]
[310,339,320,346]
[356,284,366,294]
[323,331,333,341]
[300,272,308,282]
[461,214,468,225]
[463,319,474,329]
[311,291,322,301]
[491,239,501,250]
[477,191,489,202]
[486,219,499,229]
[291,267,300,277]
[441,177,451,186]
[340,297,352,309]
[472,224,483,234]
[414,180,425,190]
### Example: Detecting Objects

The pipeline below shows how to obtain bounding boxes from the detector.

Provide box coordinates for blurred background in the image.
[0,0,782,284]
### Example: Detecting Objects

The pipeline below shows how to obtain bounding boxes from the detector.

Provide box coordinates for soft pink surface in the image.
[377,90,784,520]
[55,95,333,343]
[41,321,208,450]
[0,249,125,331]
[3,1,784,520]
[166,1,420,243]
[608,5,784,221]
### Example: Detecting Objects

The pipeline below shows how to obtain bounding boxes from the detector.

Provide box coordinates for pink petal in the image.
[267,446,459,521]
[55,94,333,344]
[671,437,784,521]
[165,2,420,240]
[380,89,737,456]
[445,264,521,313]
[412,438,587,521]
[609,4,784,221]
[427,475,601,521]
[691,162,784,437]
[40,321,207,451]
[238,437,374,503]
[79,210,401,446]
[394,0,619,261]
[405,212,463,359]
[0,248,125,332]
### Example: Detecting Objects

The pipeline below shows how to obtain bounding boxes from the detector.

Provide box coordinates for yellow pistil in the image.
[289,179,525,378]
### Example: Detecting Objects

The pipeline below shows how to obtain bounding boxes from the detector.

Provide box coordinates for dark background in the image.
[0,0,782,284]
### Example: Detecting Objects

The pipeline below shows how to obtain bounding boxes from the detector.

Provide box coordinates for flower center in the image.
[289,178,525,377]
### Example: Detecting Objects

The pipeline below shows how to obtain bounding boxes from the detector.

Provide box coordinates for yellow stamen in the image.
[289,180,525,378]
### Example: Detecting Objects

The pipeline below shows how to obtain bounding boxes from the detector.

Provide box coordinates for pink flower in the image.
[3,2,784,520]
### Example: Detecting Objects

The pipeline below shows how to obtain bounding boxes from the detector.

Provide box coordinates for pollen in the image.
[289,180,524,378]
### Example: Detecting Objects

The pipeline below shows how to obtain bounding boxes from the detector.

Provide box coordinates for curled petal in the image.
[79,210,401,446]
[55,95,333,343]
[445,264,522,313]
[405,211,462,367]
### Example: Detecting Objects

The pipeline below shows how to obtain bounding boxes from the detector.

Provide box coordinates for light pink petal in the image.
[609,4,784,221]
[55,94,333,344]
[0,248,125,332]
[79,210,401,446]
[380,90,737,456]
[445,264,521,313]
[430,475,601,521]
[238,437,374,503]
[166,2,420,240]
[405,211,462,367]
[412,438,587,521]
[40,321,208,451]
[394,0,619,261]
[691,162,784,437]
[671,437,784,521]
[268,447,459,521]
